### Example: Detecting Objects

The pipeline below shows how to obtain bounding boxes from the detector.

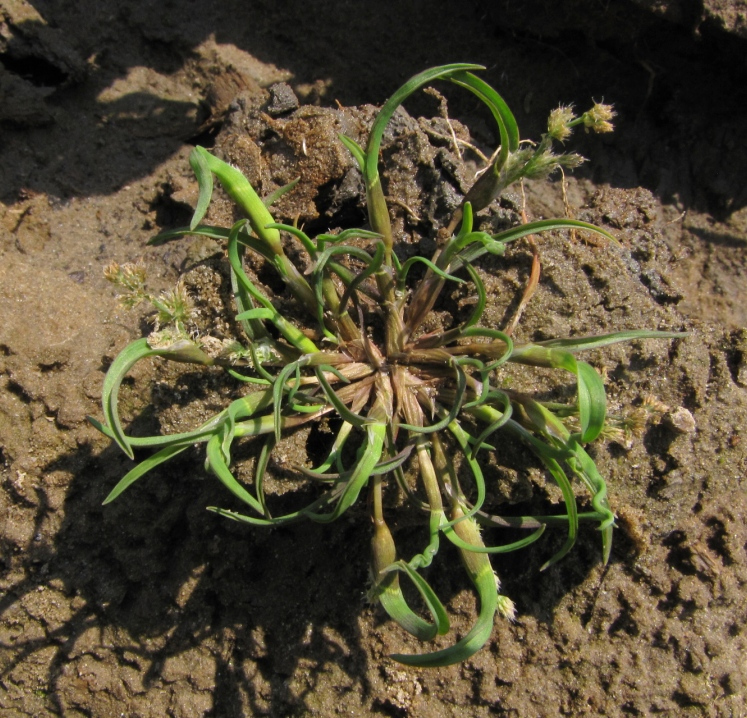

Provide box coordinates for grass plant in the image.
[92,64,684,666]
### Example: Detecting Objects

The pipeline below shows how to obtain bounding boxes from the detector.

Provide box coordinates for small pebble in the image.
[665,407,696,433]
[266,82,299,116]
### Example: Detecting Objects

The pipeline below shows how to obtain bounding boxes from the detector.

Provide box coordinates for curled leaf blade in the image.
[99,337,159,459]
[189,147,214,230]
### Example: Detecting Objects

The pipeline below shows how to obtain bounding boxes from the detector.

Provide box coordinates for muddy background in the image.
[2,1,746,716]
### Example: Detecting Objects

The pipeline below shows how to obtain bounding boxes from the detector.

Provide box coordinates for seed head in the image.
[104,260,148,308]
[497,594,517,622]
[582,103,616,134]
[547,105,576,142]
[641,395,670,415]
[155,281,192,329]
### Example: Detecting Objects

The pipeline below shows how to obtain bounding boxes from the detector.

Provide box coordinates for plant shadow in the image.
[1,434,380,714]
[0,399,615,713]
[2,0,747,218]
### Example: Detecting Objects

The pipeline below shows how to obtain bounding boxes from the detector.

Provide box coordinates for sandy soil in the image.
[1,1,746,716]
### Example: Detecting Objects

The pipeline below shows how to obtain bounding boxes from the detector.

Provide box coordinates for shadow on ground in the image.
[2,0,747,216]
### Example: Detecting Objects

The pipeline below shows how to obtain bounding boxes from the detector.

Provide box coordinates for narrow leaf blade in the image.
[189,146,214,230]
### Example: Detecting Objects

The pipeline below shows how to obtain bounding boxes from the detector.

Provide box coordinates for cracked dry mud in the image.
[2,1,746,716]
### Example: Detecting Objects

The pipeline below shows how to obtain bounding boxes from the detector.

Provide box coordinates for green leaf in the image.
[460,262,486,329]
[392,514,499,667]
[362,63,483,255]
[469,392,512,459]
[364,64,483,188]
[192,146,283,255]
[338,134,366,172]
[536,329,688,352]
[274,359,308,442]
[441,230,505,268]
[398,362,466,434]
[377,583,440,641]
[205,434,267,517]
[308,421,356,474]
[537,457,579,569]
[100,338,159,459]
[398,255,465,289]
[189,147,214,230]
[227,221,319,354]
[371,505,443,642]
[441,507,545,553]
[446,71,520,213]
[449,71,519,154]
[493,218,617,246]
[103,443,190,504]
[315,367,367,428]
[148,225,231,246]
[235,308,275,321]
[442,415,486,520]
[227,235,269,341]
[90,411,220,449]
[315,227,382,249]
[264,222,317,257]
[565,438,615,564]
[381,561,450,636]
[95,336,215,461]
[576,361,606,443]
[510,345,606,444]
[255,435,275,519]
[221,391,275,460]
[262,177,300,207]
[302,421,386,523]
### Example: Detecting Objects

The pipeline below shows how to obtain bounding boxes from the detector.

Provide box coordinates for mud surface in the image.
[2,1,746,716]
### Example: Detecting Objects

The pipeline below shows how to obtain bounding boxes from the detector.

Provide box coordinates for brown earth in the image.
[1,1,746,716]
